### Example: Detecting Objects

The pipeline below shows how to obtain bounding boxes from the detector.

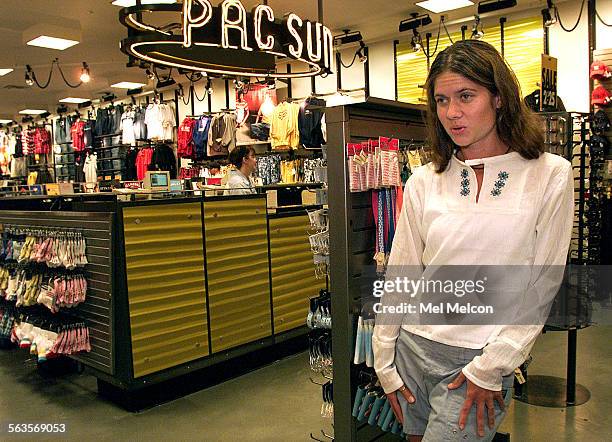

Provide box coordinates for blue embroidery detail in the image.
[460,169,470,196]
[491,171,509,197]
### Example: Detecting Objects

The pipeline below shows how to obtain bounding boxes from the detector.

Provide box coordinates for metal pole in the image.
[500,17,506,58]
[461,25,467,41]
[287,64,292,99]
[566,329,577,404]
[393,40,399,101]
[363,46,370,99]
[224,79,230,109]
[190,84,195,116]
[336,51,343,91]
[426,33,431,71]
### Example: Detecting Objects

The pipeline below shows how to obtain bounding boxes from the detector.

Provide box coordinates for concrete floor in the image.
[0,326,609,442]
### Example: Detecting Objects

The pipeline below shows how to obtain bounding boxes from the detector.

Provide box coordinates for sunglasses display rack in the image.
[307,289,334,442]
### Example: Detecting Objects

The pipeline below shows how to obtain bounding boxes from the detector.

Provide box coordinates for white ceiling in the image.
[0,0,552,121]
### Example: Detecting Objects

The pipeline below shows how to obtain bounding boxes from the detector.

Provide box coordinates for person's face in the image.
[210,167,220,175]
[243,152,256,174]
[434,71,502,150]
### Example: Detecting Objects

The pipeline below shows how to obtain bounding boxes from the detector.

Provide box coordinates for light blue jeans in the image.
[395,329,513,441]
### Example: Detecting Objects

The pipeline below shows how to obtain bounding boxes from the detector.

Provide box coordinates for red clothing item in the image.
[177,118,197,158]
[71,120,86,151]
[136,148,154,180]
[34,128,51,154]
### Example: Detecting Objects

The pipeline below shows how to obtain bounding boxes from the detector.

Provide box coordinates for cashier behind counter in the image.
[224,146,256,196]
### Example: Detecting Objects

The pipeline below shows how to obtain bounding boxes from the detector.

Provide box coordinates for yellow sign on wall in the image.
[540,54,558,111]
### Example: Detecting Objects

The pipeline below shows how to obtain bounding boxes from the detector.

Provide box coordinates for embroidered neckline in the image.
[491,171,509,197]
[460,169,470,196]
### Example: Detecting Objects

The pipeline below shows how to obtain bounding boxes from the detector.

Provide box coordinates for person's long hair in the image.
[424,40,544,173]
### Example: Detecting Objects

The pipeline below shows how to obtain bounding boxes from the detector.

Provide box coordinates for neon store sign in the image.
[119,0,334,78]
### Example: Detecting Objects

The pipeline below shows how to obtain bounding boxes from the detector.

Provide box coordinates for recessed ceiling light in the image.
[19,109,47,115]
[111,81,146,89]
[26,35,79,50]
[59,97,90,104]
[0,119,13,124]
[111,0,176,6]
[416,0,474,14]
[0,69,14,77]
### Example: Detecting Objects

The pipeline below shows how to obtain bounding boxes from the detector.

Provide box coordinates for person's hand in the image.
[447,372,505,438]
[386,385,416,423]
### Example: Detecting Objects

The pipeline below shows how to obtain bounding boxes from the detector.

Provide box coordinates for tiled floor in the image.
[0,326,609,441]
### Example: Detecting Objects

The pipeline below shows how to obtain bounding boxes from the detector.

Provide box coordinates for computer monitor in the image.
[144,171,170,192]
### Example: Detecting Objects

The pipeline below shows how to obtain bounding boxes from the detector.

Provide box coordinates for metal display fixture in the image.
[327,98,426,441]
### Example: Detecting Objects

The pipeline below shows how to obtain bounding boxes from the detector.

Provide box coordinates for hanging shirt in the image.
[144,104,163,140]
[270,102,292,150]
[136,147,154,180]
[193,116,211,160]
[71,120,86,152]
[133,107,147,141]
[83,152,98,183]
[298,98,326,149]
[372,152,574,393]
[177,117,197,158]
[120,111,136,146]
[160,103,176,141]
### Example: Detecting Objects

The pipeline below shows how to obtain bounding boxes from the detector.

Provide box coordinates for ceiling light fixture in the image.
[333,30,364,47]
[111,81,147,89]
[416,0,474,14]
[145,68,156,80]
[0,68,14,77]
[0,119,13,125]
[59,97,90,104]
[25,66,35,86]
[26,35,79,50]
[111,0,176,6]
[542,0,557,27]
[399,13,433,33]
[79,62,91,83]
[411,29,423,52]
[477,0,517,14]
[471,15,485,39]
[357,41,368,64]
[19,109,47,115]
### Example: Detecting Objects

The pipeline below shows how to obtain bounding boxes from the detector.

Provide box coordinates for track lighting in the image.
[333,30,364,46]
[542,0,557,27]
[477,0,517,14]
[206,79,213,95]
[471,16,485,40]
[145,68,155,80]
[399,13,432,33]
[79,62,91,83]
[411,29,423,52]
[357,41,367,64]
[25,65,34,86]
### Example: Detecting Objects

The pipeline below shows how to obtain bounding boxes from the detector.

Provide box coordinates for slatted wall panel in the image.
[269,214,326,334]
[0,211,114,374]
[122,203,209,378]
[203,198,272,353]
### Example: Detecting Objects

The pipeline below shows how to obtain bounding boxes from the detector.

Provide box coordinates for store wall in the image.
[549,1,590,112]
[280,43,394,100]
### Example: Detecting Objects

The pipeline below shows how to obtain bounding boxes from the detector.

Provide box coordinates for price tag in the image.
[540,55,558,111]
